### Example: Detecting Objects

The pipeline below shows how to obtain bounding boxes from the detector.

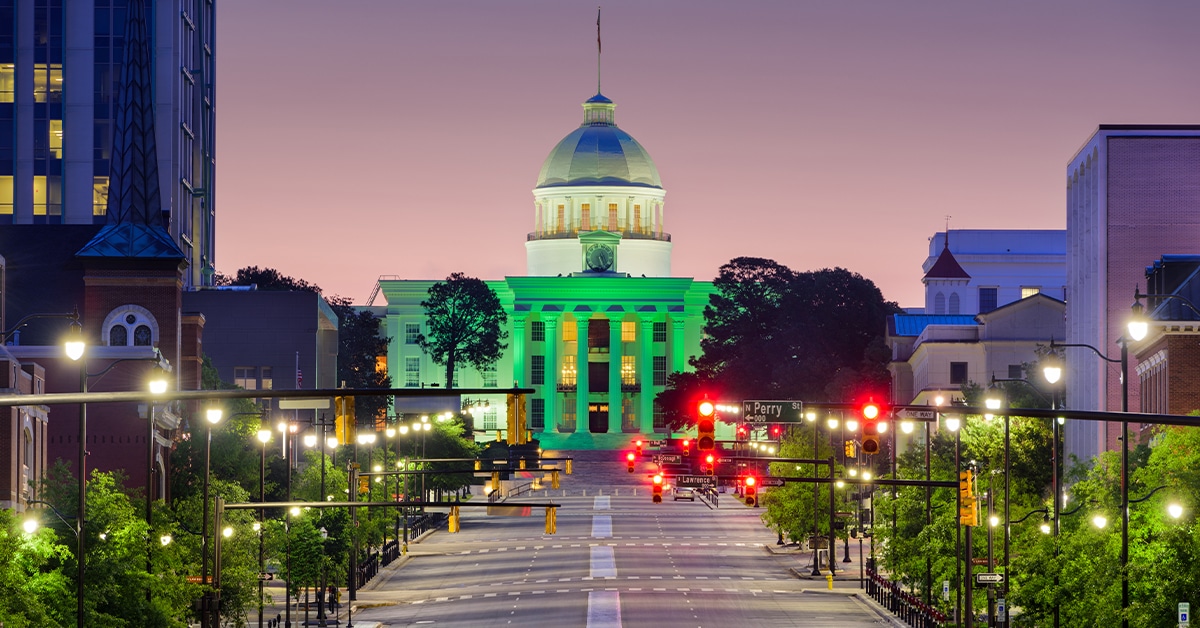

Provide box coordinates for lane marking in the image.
[594,496,611,510]
[592,515,613,538]
[586,590,622,628]
[590,545,617,579]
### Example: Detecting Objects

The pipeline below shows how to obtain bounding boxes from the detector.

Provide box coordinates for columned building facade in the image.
[379,92,714,450]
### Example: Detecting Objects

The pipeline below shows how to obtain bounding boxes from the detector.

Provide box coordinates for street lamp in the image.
[201,406,223,628]
[944,411,963,626]
[255,428,271,628]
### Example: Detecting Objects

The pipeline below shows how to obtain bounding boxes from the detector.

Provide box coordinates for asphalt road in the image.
[344,450,895,628]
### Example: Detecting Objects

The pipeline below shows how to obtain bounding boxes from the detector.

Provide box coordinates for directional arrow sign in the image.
[975,573,1004,585]
[758,478,785,487]
[895,407,937,420]
[742,400,804,423]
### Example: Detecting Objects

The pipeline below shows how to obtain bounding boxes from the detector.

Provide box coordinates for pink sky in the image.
[215,1,1200,308]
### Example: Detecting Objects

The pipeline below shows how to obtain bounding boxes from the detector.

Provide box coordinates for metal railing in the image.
[865,568,947,628]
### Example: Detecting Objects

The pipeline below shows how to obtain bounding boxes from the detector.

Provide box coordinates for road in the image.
[345,450,894,628]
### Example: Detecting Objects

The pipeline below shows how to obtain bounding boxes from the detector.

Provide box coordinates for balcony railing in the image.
[528,230,671,242]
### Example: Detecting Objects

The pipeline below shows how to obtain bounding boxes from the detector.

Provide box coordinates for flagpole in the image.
[596,6,601,94]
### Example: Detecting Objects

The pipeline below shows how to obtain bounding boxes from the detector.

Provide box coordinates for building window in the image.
[653,322,667,342]
[588,319,608,352]
[531,355,545,385]
[950,362,968,385]
[581,203,591,231]
[561,396,577,432]
[621,320,635,342]
[948,293,961,315]
[109,326,127,346]
[235,367,257,390]
[557,205,565,234]
[482,364,497,387]
[633,205,642,233]
[653,407,667,430]
[979,287,998,313]
[482,407,498,431]
[561,355,577,386]
[261,367,273,390]
[103,306,159,347]
[608,203,618,230]
[531,398,545,431]
[622,356,637,385]
[563,321,577,342]
[531,321,545,342]
[653,356,668,386]
[1021,287,1041,299]
[622,397,636,432]
[405,323,420,344]
[1008,364,1023,379]
[934,292,945,315]
[405,358,420,387]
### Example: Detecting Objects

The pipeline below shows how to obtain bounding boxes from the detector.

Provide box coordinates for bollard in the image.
[826,573,834,590]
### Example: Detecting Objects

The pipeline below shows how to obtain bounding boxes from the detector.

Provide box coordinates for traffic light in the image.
[704,454,715,476]
[959,470,978,526]
[448,505,460,533]
[845,440,856,458]
[744,475,757,507]
[737,425,748,440]
[626,451,636,473]
[545,506,557,534]
[335,395,356,445]
[697,400,716,450]
[681,439,690,457]
[635,439,644,457]
[652,474,664,503]
[861,399,887,455]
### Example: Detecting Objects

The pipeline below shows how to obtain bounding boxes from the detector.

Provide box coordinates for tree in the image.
[214,266,321,293]
[417,273,508,388]
[328,296,392,426]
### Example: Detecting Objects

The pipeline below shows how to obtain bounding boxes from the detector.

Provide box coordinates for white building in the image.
[920,230,1065,315]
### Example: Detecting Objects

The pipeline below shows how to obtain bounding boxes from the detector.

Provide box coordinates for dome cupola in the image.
[535,94,662,189]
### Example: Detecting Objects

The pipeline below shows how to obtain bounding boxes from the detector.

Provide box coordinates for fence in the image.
[864,568,948,628]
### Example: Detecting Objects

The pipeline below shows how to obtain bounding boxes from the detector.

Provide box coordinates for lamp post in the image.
[944,412,963,626]
[201,406,224,628]
[256,428,271,628]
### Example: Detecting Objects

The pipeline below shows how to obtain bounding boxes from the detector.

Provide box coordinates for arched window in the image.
[102,306,160,347]
[934,292,946,315]
[949,293,961,315]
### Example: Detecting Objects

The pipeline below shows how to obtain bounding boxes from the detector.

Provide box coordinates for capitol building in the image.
[378,91,715,450]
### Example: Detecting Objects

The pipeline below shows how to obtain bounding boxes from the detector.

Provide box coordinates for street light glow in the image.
[206,407,223,425]
[945,416,961,432]
[257,429,271,444]
[826,417,839,430]
[1168,503,1184,519]
[22,518,38,534]
[900,421,914,434]
[303,433,317,448]
[1092,514,1108,529]
[845,419,859,432]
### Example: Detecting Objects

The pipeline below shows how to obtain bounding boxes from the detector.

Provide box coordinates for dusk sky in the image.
[215,1,1200,308]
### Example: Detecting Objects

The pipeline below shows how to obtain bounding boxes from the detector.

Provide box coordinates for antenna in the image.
[596,6,602,94]
[944,215,952,248]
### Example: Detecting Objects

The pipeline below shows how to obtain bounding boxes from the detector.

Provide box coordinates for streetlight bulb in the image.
[64,321,85,361]
[805,411,816,422]
[827,417,839,430]
[160,534,172,546]
[1092,514,1108,529]
[373,464,382,472]
[327,436,339,449]
[222,526,233,538]
[848,468,858,477]
[900,421,914,434]
[148,369,169,394]
[1128,298,1149,342]
[386,428,396,438]
[303,434,317,448]
[1168,503,1184,519]
[206,408,223,425]
[289,506,301,517]
[945,417,961,432]
[424,422,432,431]
[1057,417,1065,426]
[257,429,271,444]
[835,480,845,488]
[253,522,262,532]
[934,395,946,407]
[862,471,872,481]
[399,425,409,435]
[1040,522,1051,535]
[421,415,429,423]
[985,397,1002,411]
[989,515,1000,528]
[1043,365,1062,385]
[277,421,287,433]
[22,518,38,534]
[846,419,859,433]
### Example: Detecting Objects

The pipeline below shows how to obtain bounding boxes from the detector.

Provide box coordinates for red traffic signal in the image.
[744,475,757,507]
[635,439,644,456]
[652,474,664,503]
[861,398,888,455]
[704,454,715,476]
[697,399,716,450]
[681,439,690,456]
[626,451,636,473]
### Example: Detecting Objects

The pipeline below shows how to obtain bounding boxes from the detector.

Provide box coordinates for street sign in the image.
[675,475,715,487]
[647,440,665,447]
[717,457,733,464]
[997,598,1006,622]
[742,400,804,423]
[942,580,950,601]
[975,573,1004,585]
[653,454,682,465]
[895,407,936,420]
[1180,602,1190,625]
[759,477,785,487]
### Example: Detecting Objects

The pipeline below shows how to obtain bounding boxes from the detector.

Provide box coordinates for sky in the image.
[214,1,1200,308]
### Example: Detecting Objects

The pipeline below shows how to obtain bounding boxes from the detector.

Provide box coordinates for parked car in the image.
[673,487,696,501]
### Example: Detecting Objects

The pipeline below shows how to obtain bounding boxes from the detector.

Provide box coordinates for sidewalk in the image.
[766,535,879,584]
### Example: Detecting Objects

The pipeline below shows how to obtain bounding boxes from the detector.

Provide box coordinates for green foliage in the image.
[0,509,72,627]
[657,258,901,430]
[214,266,321,293]
[327,296,392,426]
[417,273,508,388]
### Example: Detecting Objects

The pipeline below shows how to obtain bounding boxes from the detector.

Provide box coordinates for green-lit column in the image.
[608,315,622,434]
[671,318,686,374]
[511,316,526,387]
[576,317,590,434]
[543,316,559,433]
[638,317,654,434]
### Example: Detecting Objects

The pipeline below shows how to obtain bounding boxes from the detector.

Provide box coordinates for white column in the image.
[671,318,686,373]
[608,316,622,434]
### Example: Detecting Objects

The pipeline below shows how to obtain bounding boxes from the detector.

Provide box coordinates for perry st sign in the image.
[741,400,804,423]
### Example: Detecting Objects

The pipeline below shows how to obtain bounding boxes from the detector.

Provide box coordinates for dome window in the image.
[102,305,160,347]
